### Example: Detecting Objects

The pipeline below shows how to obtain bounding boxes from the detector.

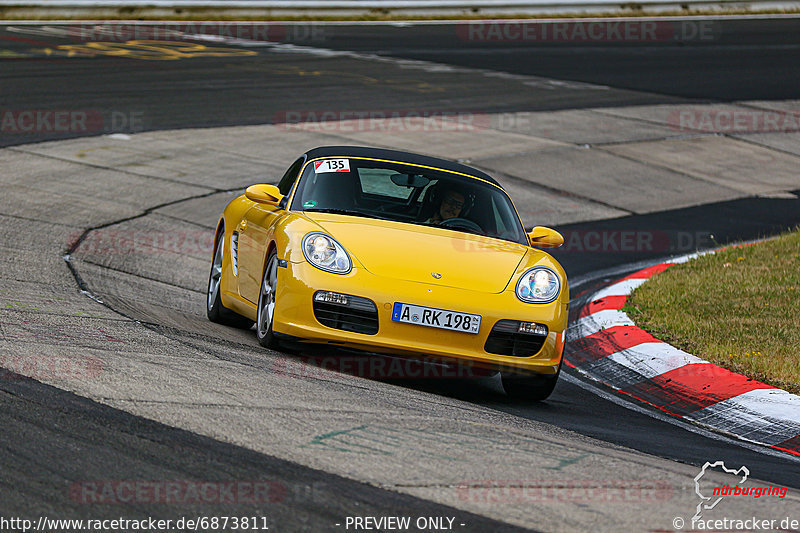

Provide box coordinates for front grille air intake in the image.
[312,291,379,335]
[484,320,548,357]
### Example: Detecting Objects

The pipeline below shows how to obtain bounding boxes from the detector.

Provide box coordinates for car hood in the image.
[305,213,529,293]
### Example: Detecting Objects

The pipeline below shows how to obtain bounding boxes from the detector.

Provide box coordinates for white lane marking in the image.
[694,388,800,424]
[17,21,735,93]
[671,251,702,263]
[91,24,607,92]
[607,342,708,379]
[568,309,633,340]
[589,277,647,300]
[560,371,800,463]
[566,239,798,457]
[687,389,800,446]
[275,44,610,91]
[569,258,669,292]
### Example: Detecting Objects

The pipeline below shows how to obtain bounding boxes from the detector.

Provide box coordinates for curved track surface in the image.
[2,18,800,531]
[2,16,800,147]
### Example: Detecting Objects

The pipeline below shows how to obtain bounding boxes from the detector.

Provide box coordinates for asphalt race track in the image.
[1,17,800,532]
[3,16,800,147]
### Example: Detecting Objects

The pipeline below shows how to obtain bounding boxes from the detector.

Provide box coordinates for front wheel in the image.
[501,366,561,402]
[256,250,279,349]
[207,231,254,329]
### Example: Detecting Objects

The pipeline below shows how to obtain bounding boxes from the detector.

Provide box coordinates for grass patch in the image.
[626,228,800,394]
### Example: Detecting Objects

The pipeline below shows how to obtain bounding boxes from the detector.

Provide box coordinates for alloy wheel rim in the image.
[258,256,277,337]
[207,237,223,311]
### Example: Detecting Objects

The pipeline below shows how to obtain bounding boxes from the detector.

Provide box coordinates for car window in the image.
[291,158,527,245]
[490,194,524,240]
[278,157,304,196]
[492,198,507,233]
[357,167,415,200]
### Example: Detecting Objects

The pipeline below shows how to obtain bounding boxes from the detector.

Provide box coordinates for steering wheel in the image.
[440,217,484,234]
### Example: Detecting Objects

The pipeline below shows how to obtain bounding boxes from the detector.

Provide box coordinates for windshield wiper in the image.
[304,208,390,221]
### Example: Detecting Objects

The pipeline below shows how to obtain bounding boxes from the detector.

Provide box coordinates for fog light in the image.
[314,291,349,305]
[518,321,548,336]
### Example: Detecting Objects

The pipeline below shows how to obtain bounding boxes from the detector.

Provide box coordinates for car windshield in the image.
[290,157,528,245]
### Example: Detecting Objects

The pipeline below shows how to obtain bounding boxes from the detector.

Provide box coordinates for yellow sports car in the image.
[207,146,568,400]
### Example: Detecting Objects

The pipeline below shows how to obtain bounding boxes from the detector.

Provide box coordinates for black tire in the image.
[256,249,280,349]
[207,228,254,329]
[501,366,561,402]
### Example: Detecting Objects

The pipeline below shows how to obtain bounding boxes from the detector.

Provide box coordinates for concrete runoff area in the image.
[473,145,745,214]
[486,109,680,145]
[601,136,800,197]
[2,99,800,531]
[735,131,800,157]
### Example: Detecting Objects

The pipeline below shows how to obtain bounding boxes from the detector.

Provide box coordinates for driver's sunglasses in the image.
[442,196,465,210]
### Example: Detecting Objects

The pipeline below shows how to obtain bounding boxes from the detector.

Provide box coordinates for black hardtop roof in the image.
[304,146,501,187]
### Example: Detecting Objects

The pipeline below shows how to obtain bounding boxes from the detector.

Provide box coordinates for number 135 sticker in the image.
[314,159,350,173]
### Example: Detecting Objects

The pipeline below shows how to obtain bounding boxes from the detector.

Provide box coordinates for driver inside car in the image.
[426,189,466,224]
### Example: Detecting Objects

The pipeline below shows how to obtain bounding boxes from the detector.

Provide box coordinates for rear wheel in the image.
[501,365,561,402]
[256,250,279,349]
[207,229,254,329]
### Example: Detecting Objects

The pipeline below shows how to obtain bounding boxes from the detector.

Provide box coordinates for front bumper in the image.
[272,261,567,375]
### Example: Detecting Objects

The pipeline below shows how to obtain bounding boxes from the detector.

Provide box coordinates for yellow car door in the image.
[237,202,282,303]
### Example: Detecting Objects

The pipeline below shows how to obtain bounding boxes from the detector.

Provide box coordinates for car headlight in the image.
[302,232,351,274]
[515,267,560,303]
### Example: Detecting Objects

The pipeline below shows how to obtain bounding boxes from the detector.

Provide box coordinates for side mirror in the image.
[245,184,283,206]
[528,226,564,248]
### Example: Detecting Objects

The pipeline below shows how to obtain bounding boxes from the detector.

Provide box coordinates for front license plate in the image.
[391,302,481,334]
